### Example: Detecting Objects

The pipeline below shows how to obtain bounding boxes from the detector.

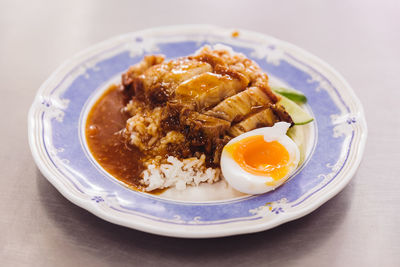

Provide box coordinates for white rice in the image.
[141,155,220,191]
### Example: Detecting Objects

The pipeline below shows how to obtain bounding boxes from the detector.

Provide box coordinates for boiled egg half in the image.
[221,122,300,194]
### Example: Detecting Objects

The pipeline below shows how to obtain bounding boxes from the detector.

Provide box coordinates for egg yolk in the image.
[225,135,290,180]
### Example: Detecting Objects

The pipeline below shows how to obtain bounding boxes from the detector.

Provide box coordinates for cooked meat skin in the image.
[228,104,293,137]
[228,107,277,137]
[122,55,165,96]
[175,71,249,111]
[159,104,231,165]
[134,59,212,105]
[180,110,230,141]
[204,86,273,122]
[192,53,226,69]
[179,109,231,165]
[271,103,294,124]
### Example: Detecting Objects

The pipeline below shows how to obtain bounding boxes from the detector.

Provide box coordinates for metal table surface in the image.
[1,0,399,266]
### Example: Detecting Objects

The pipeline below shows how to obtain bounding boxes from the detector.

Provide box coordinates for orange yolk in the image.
[225,135,290,180]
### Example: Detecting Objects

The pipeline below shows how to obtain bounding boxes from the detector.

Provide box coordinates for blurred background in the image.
[1,0,399,266]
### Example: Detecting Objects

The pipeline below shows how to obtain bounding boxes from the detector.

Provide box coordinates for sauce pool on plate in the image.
[85,85,144,189]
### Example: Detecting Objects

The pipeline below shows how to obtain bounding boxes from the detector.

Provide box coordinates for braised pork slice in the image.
[228,108,276,137]
[180,110,230,142]
[175,71,249,110]
[204,87,274,122]
[135,58,212,105]
[180,110,231,164]
[228,104,293,137]
[271,103,294,123]
[122,55,165,95]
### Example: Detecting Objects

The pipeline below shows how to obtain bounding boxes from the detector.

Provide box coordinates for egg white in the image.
[221,122,300,194]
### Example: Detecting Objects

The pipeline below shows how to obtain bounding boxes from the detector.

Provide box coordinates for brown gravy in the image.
[85,85,144,189]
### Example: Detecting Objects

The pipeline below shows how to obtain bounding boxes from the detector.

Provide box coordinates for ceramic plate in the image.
[28,25,367,238]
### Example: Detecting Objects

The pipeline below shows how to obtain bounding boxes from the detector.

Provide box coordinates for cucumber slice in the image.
[277,93,313,125]
[271,86,307,103]
[287,126,305,165]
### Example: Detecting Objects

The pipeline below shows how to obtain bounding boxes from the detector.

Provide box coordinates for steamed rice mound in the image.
[141,155,220,191]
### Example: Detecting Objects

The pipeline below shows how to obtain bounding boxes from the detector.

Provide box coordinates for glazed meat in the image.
[121,45,293,165]
[180,110,231,140]
[122,55,165,95]
[204,86,273,122]
[180,110,231,165]
[135,59,212,105]
[175,71,248,110]
[228,104,293,137]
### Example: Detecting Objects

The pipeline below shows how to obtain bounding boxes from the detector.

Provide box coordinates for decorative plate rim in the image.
[28,24,367,238]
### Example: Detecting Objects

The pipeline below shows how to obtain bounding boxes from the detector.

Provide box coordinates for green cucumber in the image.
[287,126,305,165]
[271,86,307,104]
[277,93,313,125]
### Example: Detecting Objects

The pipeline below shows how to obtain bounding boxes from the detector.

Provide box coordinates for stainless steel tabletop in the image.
[1,0,399,266]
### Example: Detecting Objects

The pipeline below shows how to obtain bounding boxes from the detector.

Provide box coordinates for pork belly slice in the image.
[122,55,165,93]
[180,110,231,165]
[272,103,294,124]
[227,105,293,137]
[204,86,274,123]
[175,71,249,111]
[193,51,226,68]
[180,110,230,142]
[135,58,212,104]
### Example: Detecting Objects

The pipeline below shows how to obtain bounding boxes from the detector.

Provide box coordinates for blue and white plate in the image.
[28,25,367,238]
